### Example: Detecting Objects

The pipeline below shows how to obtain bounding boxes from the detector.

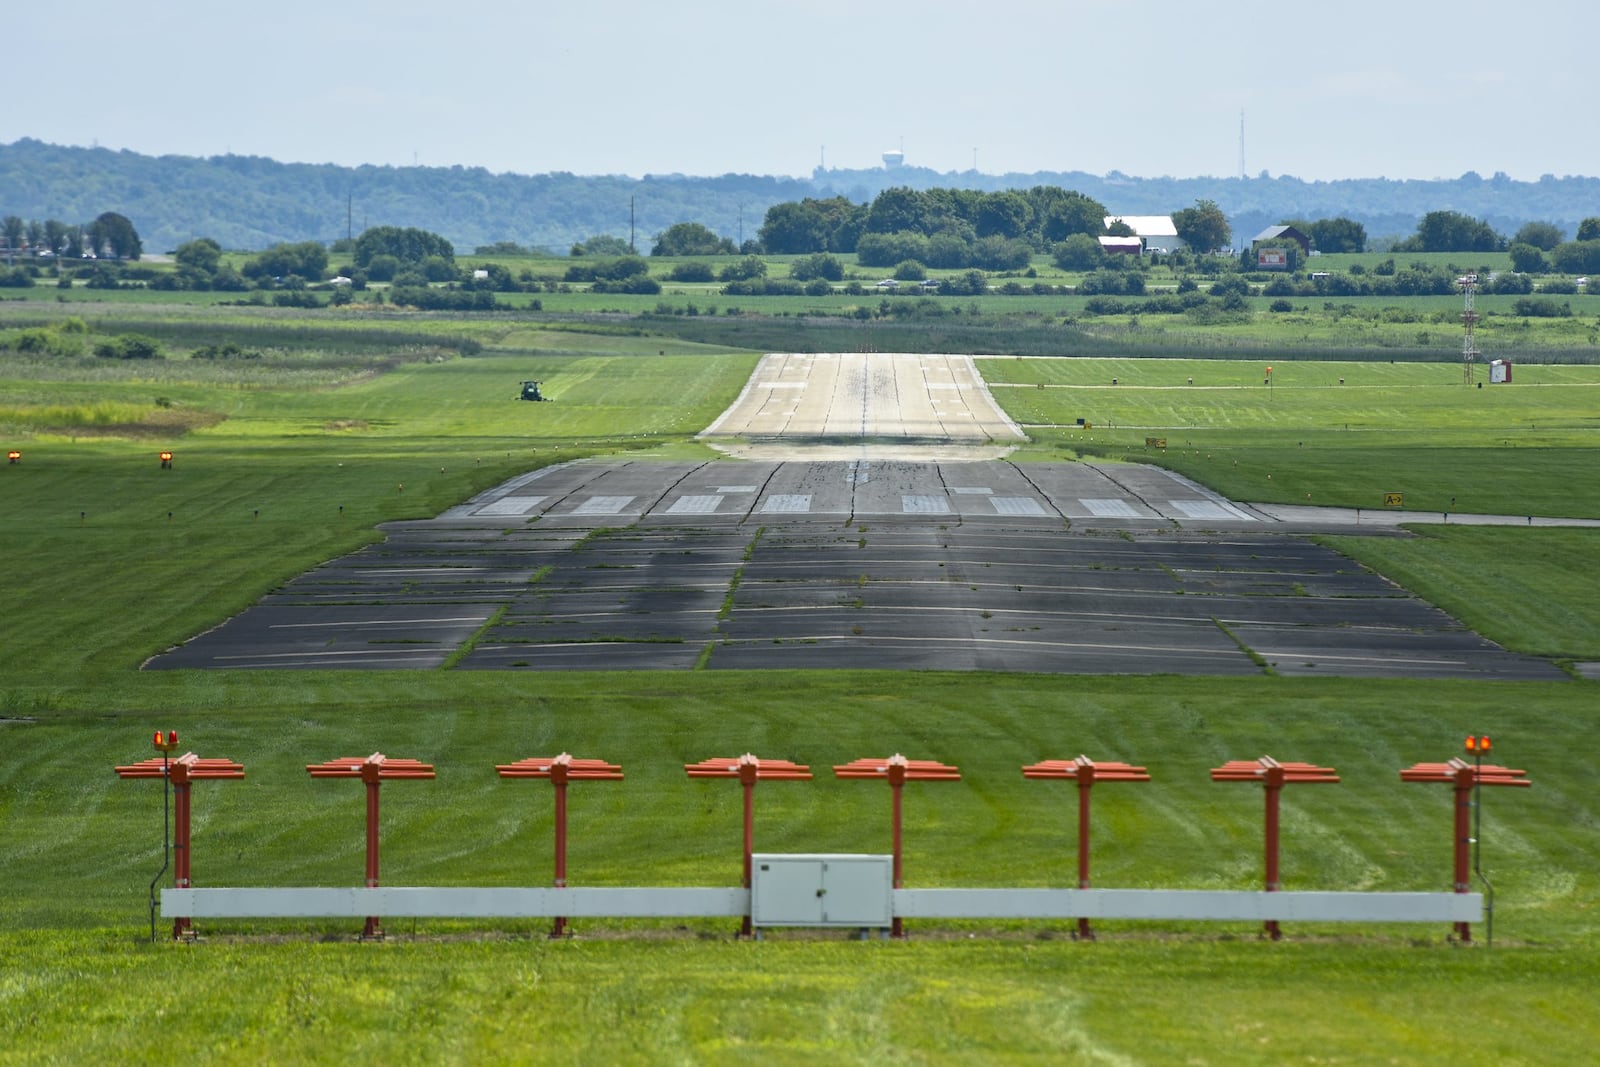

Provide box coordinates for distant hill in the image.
[4,138,1597,254]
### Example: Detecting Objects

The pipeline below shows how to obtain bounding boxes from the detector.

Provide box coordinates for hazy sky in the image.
[9,1,1594,181]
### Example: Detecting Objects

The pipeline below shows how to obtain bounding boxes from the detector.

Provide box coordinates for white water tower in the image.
[882,149,905,169]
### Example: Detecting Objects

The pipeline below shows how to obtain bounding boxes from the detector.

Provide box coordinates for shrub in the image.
[789,254,844,282]
[1269,298,1294,312]
[856,231,928,268]
[718,256,767,282]
[1512,297,1572,317]
[94,333,163,359]
[668,263,715,283]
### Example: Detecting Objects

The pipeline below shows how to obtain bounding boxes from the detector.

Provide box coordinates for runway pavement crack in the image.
[1003,460,1072,527]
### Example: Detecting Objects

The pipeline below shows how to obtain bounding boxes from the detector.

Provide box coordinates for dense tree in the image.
[970,235,1031,271]
[789,253,843,282]
[175,237,222,274]
[353,226,453,268]
[2,215,24,259]
[1052,233,1104,271]
[1307,216,1367,253]
[856,231,929,268]
[650,221,735,257]
[757,202,829,254]
[1577,218,1600,242]
[1396,211,1503,253]
[1550,240,1600,275]
[242,241,328,281]
[88,211,142,259]
[570,234,632,256]
[974,192,1032,240]
[43,219,68,255]
[718,255,766,282]
[1513,221,1564,251]
[1507,242,1547,273]
[864,187,925,235]
[1171,200,1230,253]
[1040,192,1108,244]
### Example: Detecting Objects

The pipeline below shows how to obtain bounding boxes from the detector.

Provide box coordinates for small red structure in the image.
[1211,756,1339,939]
[115,732,245,940]
[307,753,435,939]
[834,755,960,938]
[686,754,811,936]
[1400,736,1530,942]
[1022,755,1150,939]
[497,753,623,937]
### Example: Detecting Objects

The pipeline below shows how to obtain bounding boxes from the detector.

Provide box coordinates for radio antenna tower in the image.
[1459,273,1480,385]
[1239,110,1246,179]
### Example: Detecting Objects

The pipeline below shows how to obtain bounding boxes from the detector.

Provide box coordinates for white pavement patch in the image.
[762,494,812,513]
[1081,498,1141,518]
[573,496,634,515]
[990,496,1048,517]
[950,486,993,495]
[699,352,1026,451]
[1168,500,1256,521]
[666,495,724,515]
[902,495,952,514]
[474,496,547,516]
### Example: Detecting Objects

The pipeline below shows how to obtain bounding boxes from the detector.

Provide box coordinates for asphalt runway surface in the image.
[147,455,1564,681]
[144,352,1572,679]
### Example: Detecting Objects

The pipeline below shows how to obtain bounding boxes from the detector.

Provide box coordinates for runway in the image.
[142,354,1569,680]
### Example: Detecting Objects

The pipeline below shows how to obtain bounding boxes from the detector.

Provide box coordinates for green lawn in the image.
[4,313,1600,1064]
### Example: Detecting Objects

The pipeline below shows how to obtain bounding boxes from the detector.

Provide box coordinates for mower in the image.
[519,380,548,402]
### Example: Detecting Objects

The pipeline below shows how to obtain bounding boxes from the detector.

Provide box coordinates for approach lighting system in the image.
[159,451,174,469]
[153,730,180,753]
[1466,735,1492,754]
[7,450,18,464]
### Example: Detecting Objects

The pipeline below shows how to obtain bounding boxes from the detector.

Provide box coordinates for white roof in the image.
[1098,236,1143,250]
[1105,215,1178,238]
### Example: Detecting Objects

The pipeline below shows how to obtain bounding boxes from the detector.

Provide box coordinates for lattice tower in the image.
[1460,274,1480,385]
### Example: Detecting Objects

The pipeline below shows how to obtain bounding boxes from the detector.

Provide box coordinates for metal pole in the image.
[739,763,755,938]
[172,767,192,940]
[1076,764,1095,941]
[148,750,171,944]
[890,764,905,939]
[1263,764,1284,940]
[363,771,382,939]
[1473,746,1494,948]
[1453,765,1473,942]
[551,764,569,938]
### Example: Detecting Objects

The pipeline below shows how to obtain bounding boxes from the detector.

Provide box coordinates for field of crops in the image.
[2,303,1598,1064]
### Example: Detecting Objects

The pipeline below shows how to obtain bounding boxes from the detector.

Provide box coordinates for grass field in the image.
[3,308,1599,1064]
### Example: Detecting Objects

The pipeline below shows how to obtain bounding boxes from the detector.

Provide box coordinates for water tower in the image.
[882,148,905,169]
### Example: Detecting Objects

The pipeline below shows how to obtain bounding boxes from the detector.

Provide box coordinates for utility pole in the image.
[629,196,636,254]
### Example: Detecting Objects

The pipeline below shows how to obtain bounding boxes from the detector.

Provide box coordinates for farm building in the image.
[1098,236,1144,255]
[1104,215,1181,253]
[1251,224,1311,254]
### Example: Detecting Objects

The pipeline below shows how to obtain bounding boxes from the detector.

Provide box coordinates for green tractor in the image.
[519,380,548,402]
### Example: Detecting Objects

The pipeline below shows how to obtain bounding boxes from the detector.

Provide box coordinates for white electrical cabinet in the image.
[750,854,893,928]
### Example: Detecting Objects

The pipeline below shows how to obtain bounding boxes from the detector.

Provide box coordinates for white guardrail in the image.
[163,887,1481,924]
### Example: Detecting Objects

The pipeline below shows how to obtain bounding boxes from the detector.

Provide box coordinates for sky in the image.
[8,1,1596,182]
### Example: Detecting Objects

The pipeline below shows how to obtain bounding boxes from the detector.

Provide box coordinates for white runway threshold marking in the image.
[573,496,634,515]
[666,495,723,515]
[902,495,952,514]
[1081,498,1141,518]
[1169,500,1256,521]
[762,494,812,513]
[474,496,546,516]
[990,497,1048,517]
